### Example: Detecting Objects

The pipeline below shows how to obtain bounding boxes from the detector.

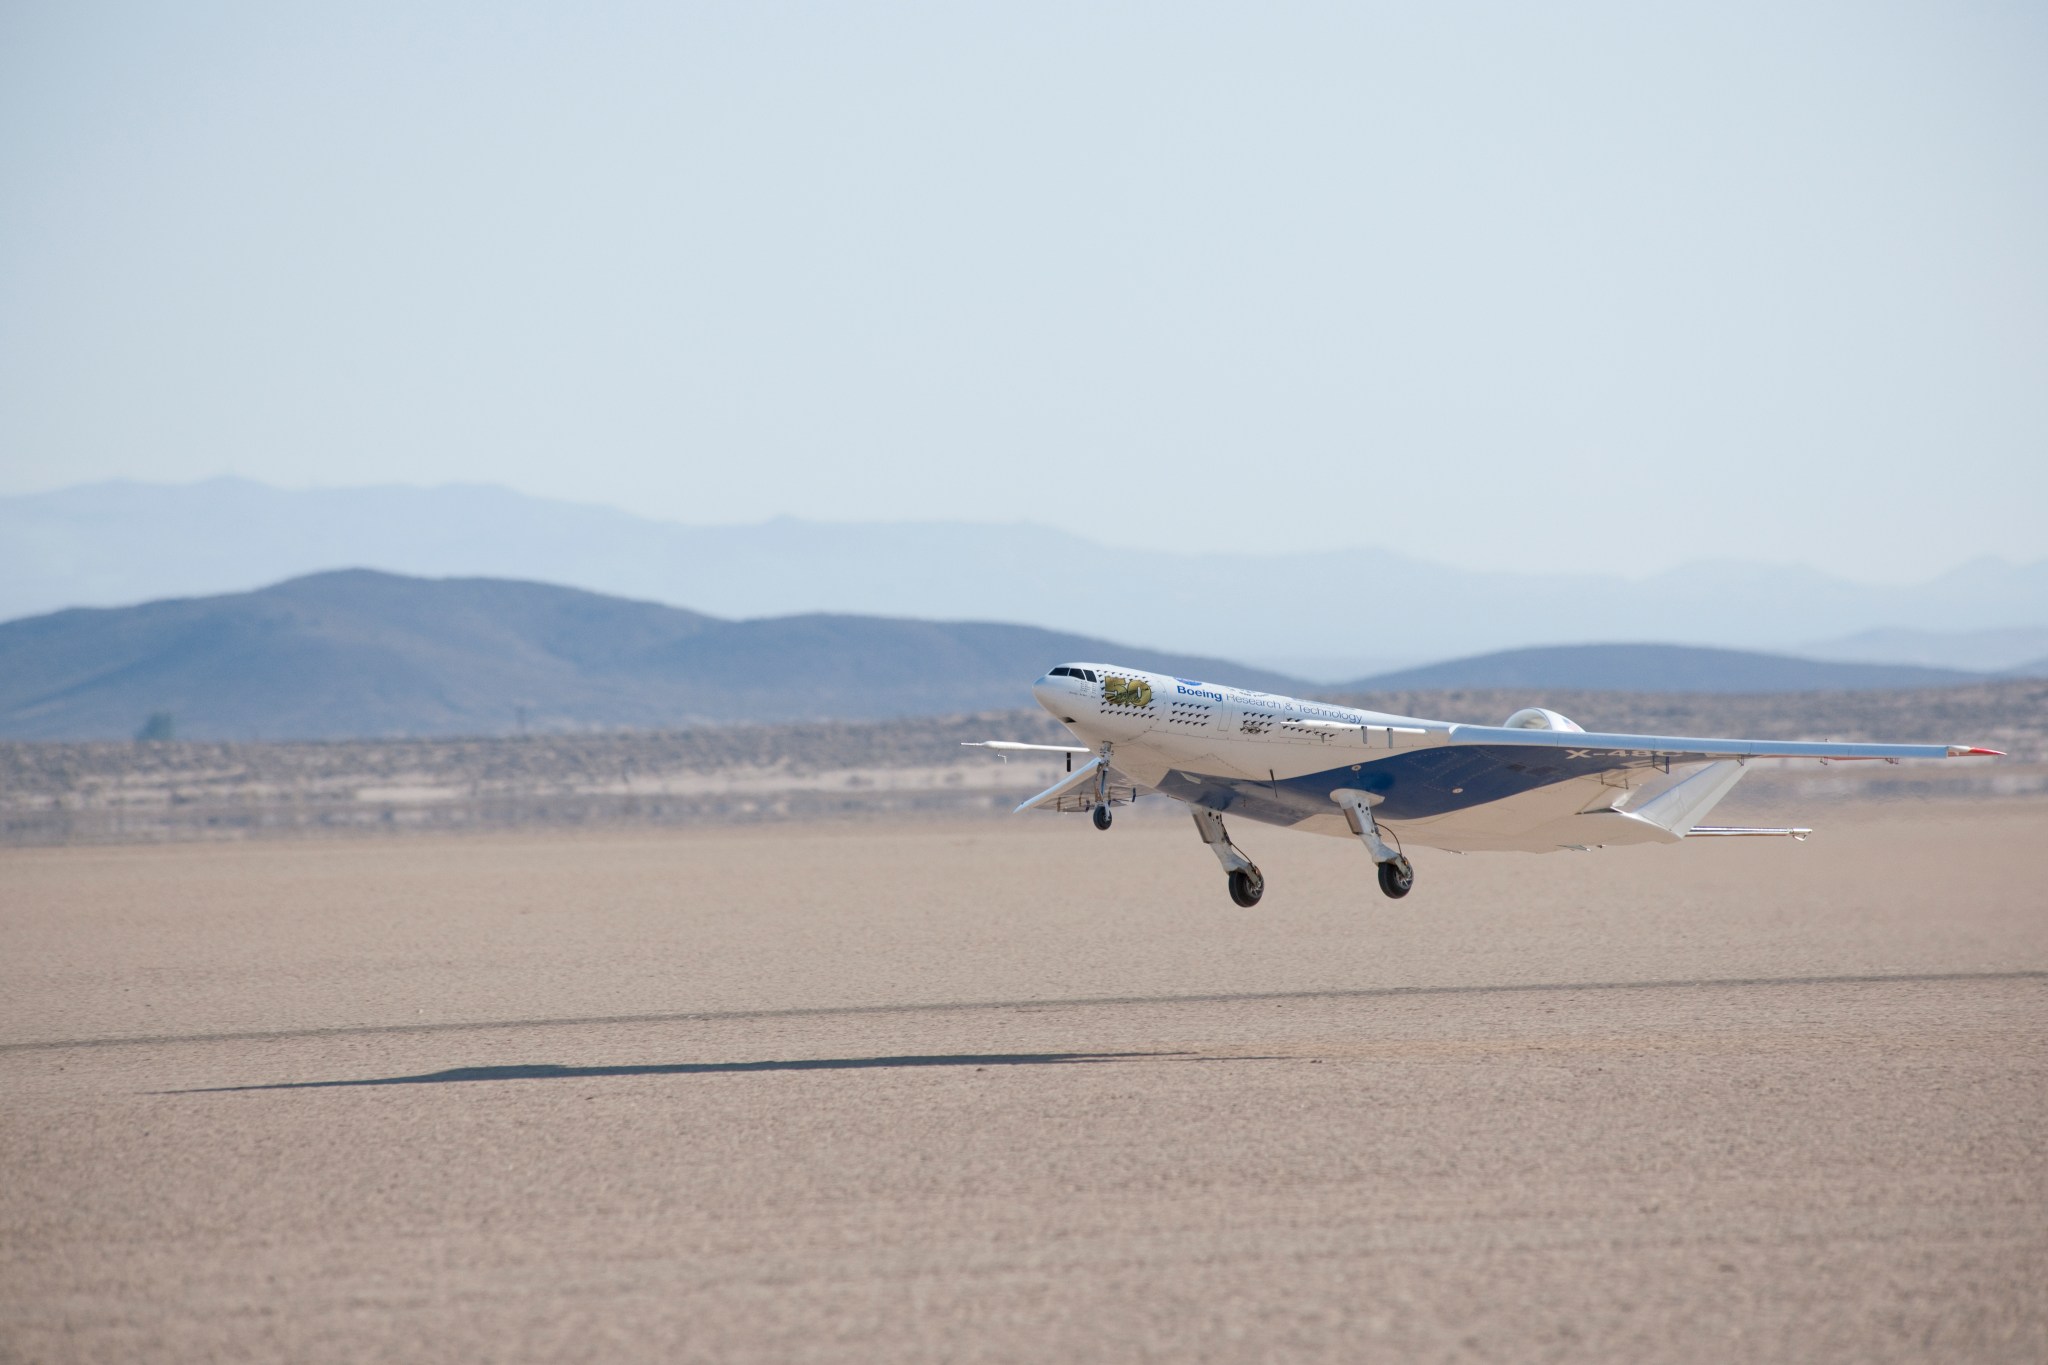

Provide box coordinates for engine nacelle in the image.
[1502,707,1585,733]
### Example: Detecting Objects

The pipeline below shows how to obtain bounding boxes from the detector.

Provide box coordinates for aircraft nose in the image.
[1031,674,1062,711]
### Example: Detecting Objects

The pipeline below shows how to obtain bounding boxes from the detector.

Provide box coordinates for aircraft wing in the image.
[1442,724,2002,768]
[1008,755,1145,814]
[1398,725,2000,846]
[962,739,1143,814]
[1012,756,1106,813]
[1276,724,1998,852]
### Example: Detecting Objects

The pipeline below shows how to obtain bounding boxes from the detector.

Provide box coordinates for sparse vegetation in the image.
[2,682,2040,846]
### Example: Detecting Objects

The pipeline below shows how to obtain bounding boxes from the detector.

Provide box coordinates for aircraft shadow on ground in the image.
[170,1051,1223,1093]
[39,969,2042,1065]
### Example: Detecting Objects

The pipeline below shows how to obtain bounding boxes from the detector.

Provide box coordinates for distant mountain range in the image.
[1794,625,2048,675]
[1356,644,1994,694]
[1,570,2032,741]
[4,479,2044,669]
[0,571,1303,740]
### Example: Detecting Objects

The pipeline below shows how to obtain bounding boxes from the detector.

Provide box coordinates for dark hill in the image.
[0,570,1306,740]
[1346,643,1987,694]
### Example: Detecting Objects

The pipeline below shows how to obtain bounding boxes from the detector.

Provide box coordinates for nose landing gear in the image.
[1088,749,1118,830]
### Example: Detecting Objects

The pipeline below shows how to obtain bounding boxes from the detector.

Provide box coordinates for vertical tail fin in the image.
[1614,761,1748,841]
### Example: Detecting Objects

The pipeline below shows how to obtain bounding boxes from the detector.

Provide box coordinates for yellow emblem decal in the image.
[1103,675,1153,708]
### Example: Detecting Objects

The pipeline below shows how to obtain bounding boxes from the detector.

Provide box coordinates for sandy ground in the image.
[3,801,2045,1363]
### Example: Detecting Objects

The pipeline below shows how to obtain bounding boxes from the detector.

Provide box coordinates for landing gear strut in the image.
[1192,808,1263,907]
[1088,749,1116,831]
[1334,789,1415,900]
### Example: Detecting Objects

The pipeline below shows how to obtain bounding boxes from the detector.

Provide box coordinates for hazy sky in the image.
[3,2,2043,582]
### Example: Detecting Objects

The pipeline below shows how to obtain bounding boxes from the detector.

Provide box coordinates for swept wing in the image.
[1440,724,1999,765]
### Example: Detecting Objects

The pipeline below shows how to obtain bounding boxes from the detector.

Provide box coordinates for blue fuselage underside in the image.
[1151,745,1674,827]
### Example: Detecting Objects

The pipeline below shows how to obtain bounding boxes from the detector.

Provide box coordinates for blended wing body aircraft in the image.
[970,663,2001,906]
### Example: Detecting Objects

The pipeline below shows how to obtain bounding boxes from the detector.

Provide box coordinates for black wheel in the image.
[1227,866,1264,908]
[1092,804,1113,831]
[1377,856,1413,899]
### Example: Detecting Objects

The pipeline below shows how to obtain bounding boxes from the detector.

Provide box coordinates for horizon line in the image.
[5,474,2041,587]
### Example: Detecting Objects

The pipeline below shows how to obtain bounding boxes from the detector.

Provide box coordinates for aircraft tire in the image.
[1377,857,1414,899]
[1092,804,1113,831]
[1227,867,1264,908]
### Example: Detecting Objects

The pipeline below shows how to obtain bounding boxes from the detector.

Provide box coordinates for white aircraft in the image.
[969,662,2002,906]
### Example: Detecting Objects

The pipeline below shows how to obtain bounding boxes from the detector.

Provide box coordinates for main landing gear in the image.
[1092,804,1113,831]
[1189,794,1415,908]
[1192,808,1264,907]
[1335,789,1415,900]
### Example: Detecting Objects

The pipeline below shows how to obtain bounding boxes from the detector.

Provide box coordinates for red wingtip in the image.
[1947,746,2006,757]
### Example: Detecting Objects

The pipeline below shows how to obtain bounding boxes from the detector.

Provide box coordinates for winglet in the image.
[1612,760,1748,841]
[1014,756,1108,814]
[1946,746,2006,757]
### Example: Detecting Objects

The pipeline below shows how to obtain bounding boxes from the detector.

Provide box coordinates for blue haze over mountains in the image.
[0,570,2014,742]
[0,571,1315,740]
[5,479,2045,677]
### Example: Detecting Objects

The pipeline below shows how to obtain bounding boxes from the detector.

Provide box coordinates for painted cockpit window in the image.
[1103,675,1153,708]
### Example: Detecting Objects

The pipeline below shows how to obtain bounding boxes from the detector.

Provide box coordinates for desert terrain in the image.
[4,680,2042,846]
[3,796,2044,1362]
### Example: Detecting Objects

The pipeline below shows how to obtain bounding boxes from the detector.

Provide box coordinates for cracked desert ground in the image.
[4,802,2045,1363]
